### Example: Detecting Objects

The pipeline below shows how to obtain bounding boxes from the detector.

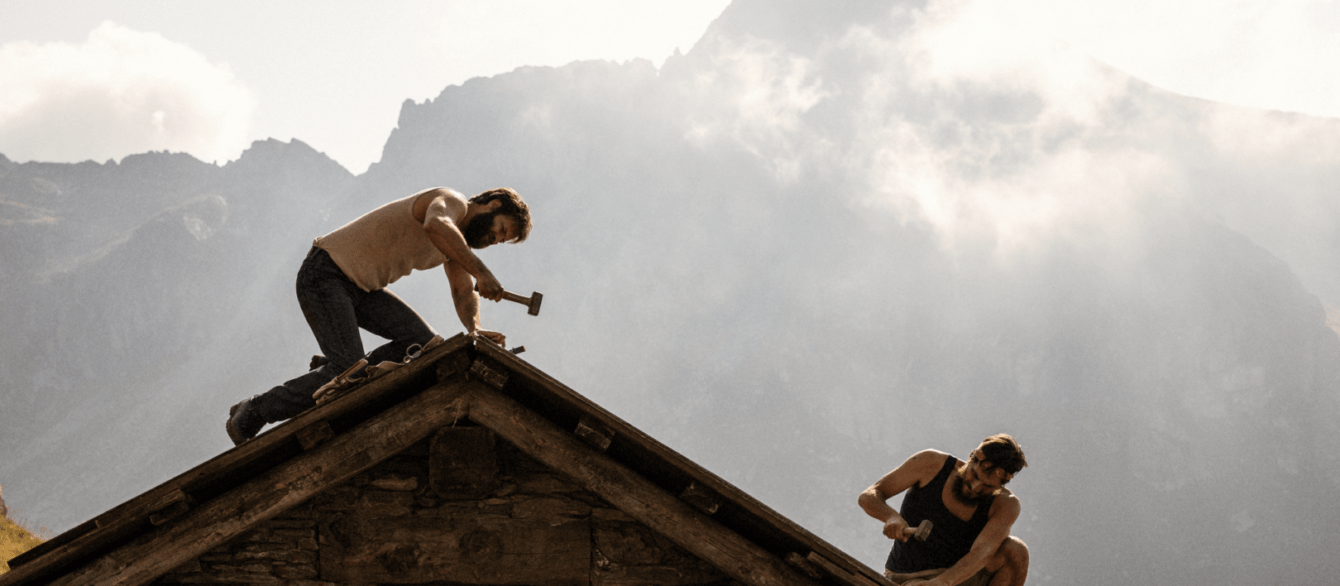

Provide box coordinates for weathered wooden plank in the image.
[147,490,193,527]
[575,415,614,451]
[592,518,730,586]
[465,387,820,586]
[296,420,335,450]
[46,379,476,586]
[0,335,472,585]
[593,565,728,586]
[806,552,890,586]
[318,512,590,584]
[785,552,825,580]
[435,349,472,381]
[428,426,500,498]
[679,482,721,515]
[469,358,509,389]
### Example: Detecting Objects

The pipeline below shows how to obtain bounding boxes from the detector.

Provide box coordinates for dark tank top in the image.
[886,455,994,572]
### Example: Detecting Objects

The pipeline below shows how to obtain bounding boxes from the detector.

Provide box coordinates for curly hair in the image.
[470,187,532,243]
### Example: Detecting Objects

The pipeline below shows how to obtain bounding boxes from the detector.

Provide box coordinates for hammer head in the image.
[527,292,543,316]
[913,519,933,542]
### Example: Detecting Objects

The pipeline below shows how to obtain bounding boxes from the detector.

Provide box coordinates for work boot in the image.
[226,397,265,446]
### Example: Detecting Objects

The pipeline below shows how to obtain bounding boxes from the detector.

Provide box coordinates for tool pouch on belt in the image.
[312,358,368,405]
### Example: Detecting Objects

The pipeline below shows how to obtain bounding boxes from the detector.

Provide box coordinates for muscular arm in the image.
[420,190,500,290]
[417,189,505,341]
[925,494,1021,586]
[859,450,946,541]
[444,258,484,334]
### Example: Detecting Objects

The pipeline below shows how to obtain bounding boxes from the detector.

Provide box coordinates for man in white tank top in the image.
[226,187,532,445]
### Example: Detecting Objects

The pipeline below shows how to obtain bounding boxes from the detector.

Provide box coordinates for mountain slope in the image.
[0,515,42,574]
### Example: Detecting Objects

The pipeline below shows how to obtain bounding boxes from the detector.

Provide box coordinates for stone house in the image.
[0,335,887,586]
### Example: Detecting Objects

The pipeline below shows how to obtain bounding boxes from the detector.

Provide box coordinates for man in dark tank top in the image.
[858,434,1030,586]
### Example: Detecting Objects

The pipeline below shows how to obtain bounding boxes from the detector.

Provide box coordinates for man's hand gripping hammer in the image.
[904,520,933,542]
[477,283,543,316]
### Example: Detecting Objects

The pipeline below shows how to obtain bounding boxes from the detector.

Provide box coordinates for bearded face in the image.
[950,459,1004,506]
[461,211,497,248]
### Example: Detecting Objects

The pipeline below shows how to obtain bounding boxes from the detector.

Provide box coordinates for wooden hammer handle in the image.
[474,283,527,303]
[475,284,541,315]
[499,290,530,304]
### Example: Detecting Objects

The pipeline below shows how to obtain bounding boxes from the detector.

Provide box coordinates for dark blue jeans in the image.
[252,247,437,422]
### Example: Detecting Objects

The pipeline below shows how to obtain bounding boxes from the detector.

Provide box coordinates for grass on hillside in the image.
[1,515,45,574]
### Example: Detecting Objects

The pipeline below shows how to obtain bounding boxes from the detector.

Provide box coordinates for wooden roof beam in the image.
[469,339,891,586]
[43,379,475,586]
[465,385,823,586]
[806,552,893,586]
[6,335,473,579]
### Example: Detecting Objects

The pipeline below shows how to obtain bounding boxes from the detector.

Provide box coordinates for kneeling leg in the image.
[984,536,1029,586]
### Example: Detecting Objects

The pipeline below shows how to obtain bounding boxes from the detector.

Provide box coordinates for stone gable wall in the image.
[154,424,736,586]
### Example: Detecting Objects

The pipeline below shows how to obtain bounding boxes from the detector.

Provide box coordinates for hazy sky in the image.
[1,0,1336,174]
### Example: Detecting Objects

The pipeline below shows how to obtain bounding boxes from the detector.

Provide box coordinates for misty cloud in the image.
[683,36,830,183]
[1010,0,1340,119]
[685,0,1337,284]
[0,21,256,164]
[681,0,1176,257]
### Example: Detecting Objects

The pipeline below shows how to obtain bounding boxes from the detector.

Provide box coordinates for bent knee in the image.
[1000,536,1029,565]
[987,536,1029,572]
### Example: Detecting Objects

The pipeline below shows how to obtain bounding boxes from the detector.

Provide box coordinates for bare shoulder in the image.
[908,449,951,477]
[413,187,468,222]
[874,449,950,493]
[906,449,950,470]
[989,489,1021,519]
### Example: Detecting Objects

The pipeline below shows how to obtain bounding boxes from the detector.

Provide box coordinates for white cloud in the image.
[896,0,1135,129]
[785,0,1176,257]
[672,0,1175,255]
[1011,0,1340,119]
[0,21,256,164]
[674,0,1335,267]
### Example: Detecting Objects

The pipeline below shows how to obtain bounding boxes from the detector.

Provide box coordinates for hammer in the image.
[477,284,543,316]
[904,519,933,542]
[502,290,542,316]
